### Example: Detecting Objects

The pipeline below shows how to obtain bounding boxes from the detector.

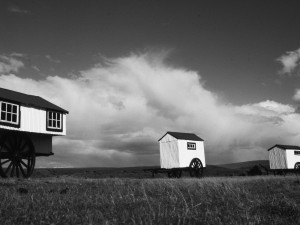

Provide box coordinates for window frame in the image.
[46,110,63,132]
[294,151,300,156]
[187,142,196,150]
[0,100,21,128]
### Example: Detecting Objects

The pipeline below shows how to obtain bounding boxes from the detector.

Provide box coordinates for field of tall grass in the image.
[0,175,300,224]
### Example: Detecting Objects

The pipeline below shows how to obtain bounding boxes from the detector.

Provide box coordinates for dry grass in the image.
[0,175,300,224]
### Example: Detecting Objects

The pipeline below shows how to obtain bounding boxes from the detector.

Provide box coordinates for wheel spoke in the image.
[1,159,11,165]
[4,161,13,175]
[10,163,15,177]
[16,163,20,178]
[18,162,26,177]
[20,160,29,169]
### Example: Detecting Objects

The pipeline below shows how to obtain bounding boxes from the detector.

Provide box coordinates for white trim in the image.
[47,111,62,130]
[0,101,19,125]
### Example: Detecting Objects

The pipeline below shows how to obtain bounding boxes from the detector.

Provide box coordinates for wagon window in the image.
[0,101,19,125]
[47,111,62,131]
[294,151,300,155]
[187,142,196,150]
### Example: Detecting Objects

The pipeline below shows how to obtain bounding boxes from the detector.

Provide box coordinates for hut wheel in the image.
[189,158,203,178]
[0,132,36,178]
[294,162,300,175]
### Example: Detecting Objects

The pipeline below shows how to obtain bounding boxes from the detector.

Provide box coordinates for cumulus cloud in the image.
[277,47,300,75]
[0,55,24,74]
[1,52,300,167]
[294,89,300,102]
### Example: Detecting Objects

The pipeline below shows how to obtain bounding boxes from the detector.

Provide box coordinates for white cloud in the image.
[294,89,300,101]
[1,52,300,167]
[277,47,300,75]
[0,55,24,74]
[45,55,61,63]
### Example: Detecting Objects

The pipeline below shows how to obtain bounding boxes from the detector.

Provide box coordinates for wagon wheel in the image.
[294,162,300,175]
[0,132,35,178]
[189,158,203,178]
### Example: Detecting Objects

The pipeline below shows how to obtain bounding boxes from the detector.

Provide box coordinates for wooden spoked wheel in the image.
[189,158,203,178]
[0,132,35,178]
[294,162,300,175]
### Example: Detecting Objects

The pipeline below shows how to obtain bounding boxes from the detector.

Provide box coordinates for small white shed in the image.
[158,131,206,169]
[268,144,300,169]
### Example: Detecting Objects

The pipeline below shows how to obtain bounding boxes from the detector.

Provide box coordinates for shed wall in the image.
[159,134,179,168]
[269,147,287,169]
[178,140,206,167]
[0,106,66,136]
[285,150,300,169]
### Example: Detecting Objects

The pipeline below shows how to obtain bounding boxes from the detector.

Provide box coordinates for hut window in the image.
[294,151,300,155]
[187,142,196,150]
[47,111,62,131]
[0,101,19,125]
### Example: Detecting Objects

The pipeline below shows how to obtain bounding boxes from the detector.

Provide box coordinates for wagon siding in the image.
[159,134,179,168]
[0,106,66,136]
[178,140,206,167]
[286,149,300,169]
[269,147,287,169]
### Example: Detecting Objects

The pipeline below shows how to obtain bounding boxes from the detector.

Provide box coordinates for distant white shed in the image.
[268,144,300,170]
[158,131,206,169]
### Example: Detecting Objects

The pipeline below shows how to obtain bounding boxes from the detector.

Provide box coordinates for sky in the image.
[0,0,300,167]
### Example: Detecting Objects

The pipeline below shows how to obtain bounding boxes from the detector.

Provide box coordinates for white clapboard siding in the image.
[159,134,179,168]
[0,106,66,136]
[269,147,287,169]
[285,149,300,169]
[178,140,206,167]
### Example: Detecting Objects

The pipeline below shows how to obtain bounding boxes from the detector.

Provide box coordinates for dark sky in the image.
[0,0,300,167]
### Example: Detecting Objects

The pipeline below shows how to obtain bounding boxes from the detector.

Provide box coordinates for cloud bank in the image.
[1,52,300,167]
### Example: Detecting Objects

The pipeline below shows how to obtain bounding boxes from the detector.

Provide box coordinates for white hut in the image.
[0,87,68,178]
[268,144,300,169]
[158,131,206,169]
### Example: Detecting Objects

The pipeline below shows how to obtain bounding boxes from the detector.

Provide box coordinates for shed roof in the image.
[267,144,300,151]
[0,87,68,114]
[158,131,204,142]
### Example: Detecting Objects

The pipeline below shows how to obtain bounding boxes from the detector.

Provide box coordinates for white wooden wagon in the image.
[145,132,206,178]
[0,87,68,178]
[268,144,300,174]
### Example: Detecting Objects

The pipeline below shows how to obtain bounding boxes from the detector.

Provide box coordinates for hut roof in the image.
[267,144,300,151]
[158,131,204,142]
[0,87,68,114]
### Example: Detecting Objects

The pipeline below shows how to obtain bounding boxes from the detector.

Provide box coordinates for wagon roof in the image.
[267,144,300,151]
[0,87,68,114]
[158,131,204,142]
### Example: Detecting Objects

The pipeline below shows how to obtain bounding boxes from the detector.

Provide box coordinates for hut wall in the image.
[159,134,180,168]
[269,147,287,169]
[178,140,206,167]
[285,150,300,169]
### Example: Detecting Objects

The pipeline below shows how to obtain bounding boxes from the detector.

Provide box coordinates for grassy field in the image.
[0,175,300,224]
